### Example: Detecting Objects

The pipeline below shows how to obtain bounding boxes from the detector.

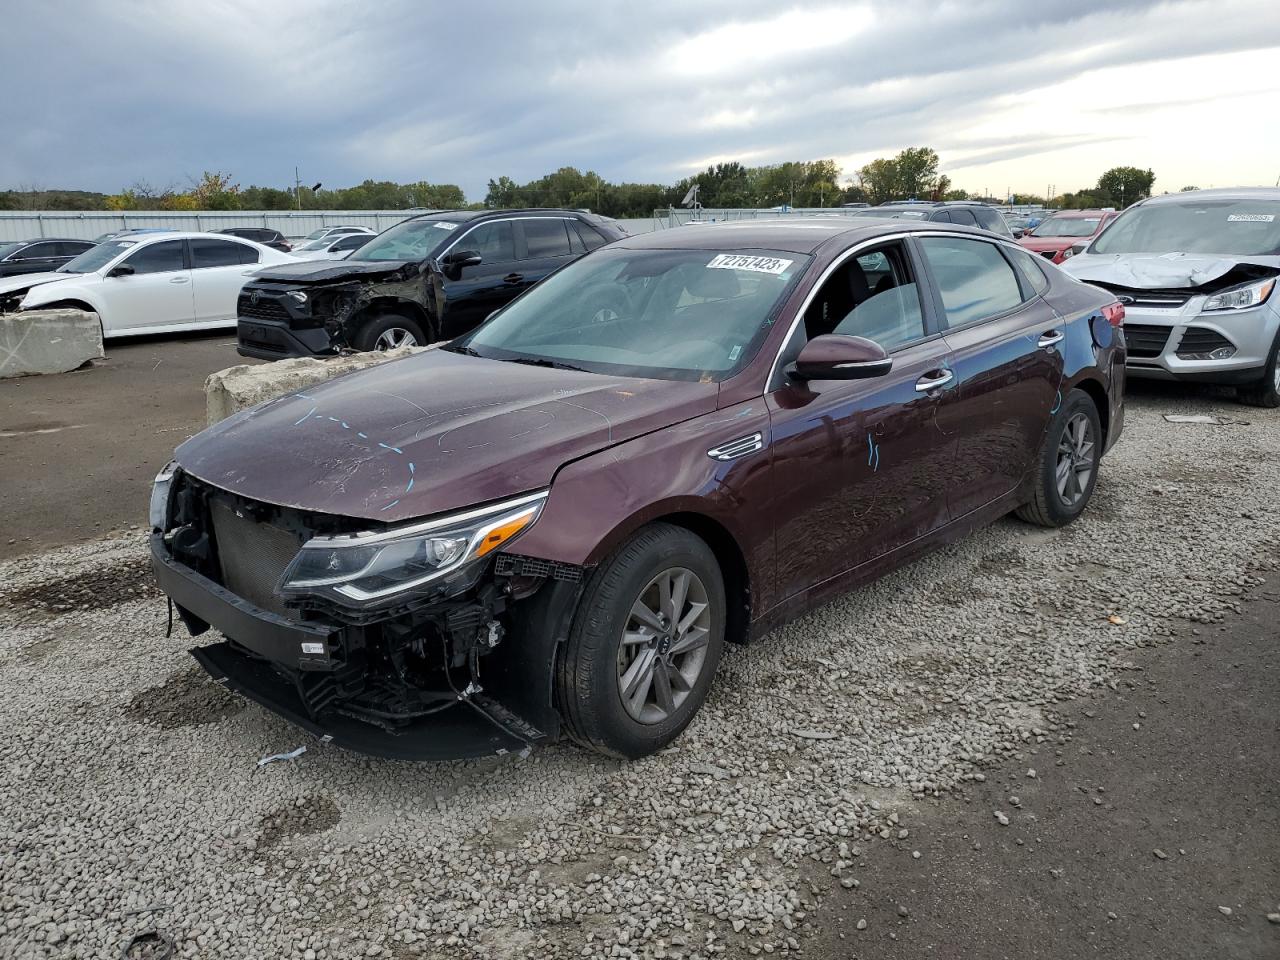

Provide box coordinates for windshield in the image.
[347,219,459,262]
[450,247,810,382]
[303,229,333,241]
[1033,217,1101,238]
[295,237,332,251]
[852,208,929,220]
[58,239,132,273]
[1092,199,1280,256]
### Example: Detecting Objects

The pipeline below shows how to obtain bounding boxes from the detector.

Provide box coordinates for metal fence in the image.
[647,207,877,230]
[0,210,424,243]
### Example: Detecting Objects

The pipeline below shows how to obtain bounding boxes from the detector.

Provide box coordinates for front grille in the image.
[1176,327,1235,358]
[209,499,302,617]
[1123,323,1172,359]
[240,336,287,355]
[1093,284,1191,309]
[237,294,291,322]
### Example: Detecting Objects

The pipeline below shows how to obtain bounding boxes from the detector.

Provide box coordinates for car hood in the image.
[1063,252,1280,290]
[0,271,74,296]
[1019,237,1075,253]
[250,258,417,284]
[176,348,719,523]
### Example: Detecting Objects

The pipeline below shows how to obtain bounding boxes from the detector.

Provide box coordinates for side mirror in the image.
[790,334,892,381]
[107,264,135,278]
[440,249,482,280]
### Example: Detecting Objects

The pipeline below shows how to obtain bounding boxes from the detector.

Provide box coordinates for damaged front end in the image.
[150,467,583,759]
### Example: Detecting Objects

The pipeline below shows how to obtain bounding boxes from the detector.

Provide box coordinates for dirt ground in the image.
[807,572,1280,960]
[0,332,253,561]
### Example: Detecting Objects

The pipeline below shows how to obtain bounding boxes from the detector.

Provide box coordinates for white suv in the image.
[1062,187,1280,406]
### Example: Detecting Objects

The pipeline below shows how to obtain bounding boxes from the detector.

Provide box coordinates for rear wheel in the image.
[1237,332,1280,408]
[556,523,725,759]
[351,312,426,353]
[1015,389,1102,527]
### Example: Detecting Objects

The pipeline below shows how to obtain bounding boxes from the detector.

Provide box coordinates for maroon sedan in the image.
[150,220,1126,760]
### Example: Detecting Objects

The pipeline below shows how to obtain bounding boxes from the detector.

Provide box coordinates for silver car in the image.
[1062,188,1280,406]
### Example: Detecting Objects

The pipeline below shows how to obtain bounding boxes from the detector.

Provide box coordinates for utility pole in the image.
[294,166,302,210]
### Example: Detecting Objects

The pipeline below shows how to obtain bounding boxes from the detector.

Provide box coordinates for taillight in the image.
[1102,302,1125,327]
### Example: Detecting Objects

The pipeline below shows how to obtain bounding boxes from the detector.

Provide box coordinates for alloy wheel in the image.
[1272,361,1280,393]
[373,327,418,351]
[1055,411,1095,507]
[616,567,712,725]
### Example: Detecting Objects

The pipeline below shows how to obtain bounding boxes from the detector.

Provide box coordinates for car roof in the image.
[15,237,93,243]
[1143,187,1280,205]
[612,218,1001,254]
[103,231,262,243]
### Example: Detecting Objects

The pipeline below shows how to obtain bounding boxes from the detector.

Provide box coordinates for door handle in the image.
[503,273,524,284]
[169,277,190,284]
[1038,329,1064,347]
[914,369,954,392]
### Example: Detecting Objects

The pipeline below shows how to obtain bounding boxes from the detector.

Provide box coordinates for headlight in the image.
[150,461,177,532]
[1202,277,1275,312]
[277,491,547,607]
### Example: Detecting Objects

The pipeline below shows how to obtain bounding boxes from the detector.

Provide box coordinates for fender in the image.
[512,397,779,618]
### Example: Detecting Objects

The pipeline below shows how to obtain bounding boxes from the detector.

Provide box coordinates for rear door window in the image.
[919,236,1024,327]
[123,240,186,274]
[20,242,60,260]
[520,219,574,259]
[190,237,257,268]
[59,241,95,257]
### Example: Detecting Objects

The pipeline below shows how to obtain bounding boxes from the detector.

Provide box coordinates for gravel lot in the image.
[1,385,1277,960]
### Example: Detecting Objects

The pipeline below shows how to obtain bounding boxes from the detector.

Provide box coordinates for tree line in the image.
[0,154,1160,216]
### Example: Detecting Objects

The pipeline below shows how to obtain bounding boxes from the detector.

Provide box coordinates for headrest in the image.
[685,267,741,300]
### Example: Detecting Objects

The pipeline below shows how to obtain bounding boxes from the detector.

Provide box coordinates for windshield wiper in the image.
[445,344,483,357]
[505,356,588,372]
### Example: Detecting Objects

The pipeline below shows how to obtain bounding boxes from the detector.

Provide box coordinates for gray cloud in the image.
[4,0,1277,199]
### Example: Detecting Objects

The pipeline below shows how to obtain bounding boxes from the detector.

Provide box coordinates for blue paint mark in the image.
[873,446,880,472]
[408,462,415,474]
[1050,390,1062,414]
[327,417,340,423]
[867,432,874,466]
[295,407,411,506]
[293,406,316,426]
[405,477,414,493]
[357,432,368,439]
[378,442,404,454]
[341,422,349,429]
[380,499,400,511]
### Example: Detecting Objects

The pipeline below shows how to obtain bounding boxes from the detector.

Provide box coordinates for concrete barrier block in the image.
[205,345,436,425]
[0,309,104,379]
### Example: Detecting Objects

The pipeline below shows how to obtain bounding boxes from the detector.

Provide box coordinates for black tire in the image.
[556,523,726,759]
[351,312,427,353]
[1015,388,1103,527]
[1237,332,1280,408]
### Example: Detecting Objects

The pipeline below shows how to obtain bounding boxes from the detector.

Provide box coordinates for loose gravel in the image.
[1,388,1277,960]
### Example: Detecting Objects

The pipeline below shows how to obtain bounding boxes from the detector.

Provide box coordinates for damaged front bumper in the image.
[1115,297,1280,383]
[149,475,584,760]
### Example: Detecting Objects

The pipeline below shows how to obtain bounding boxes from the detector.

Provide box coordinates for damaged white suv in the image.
[1063,188,1280,406]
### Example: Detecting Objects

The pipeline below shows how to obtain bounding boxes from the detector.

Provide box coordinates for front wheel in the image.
[1237,332,1280,408]
[556,523,725,759]
[1015,388,1103,527]
[351,312,426,353]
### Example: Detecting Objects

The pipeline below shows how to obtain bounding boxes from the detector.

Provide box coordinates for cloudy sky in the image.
[7,0,1280,201]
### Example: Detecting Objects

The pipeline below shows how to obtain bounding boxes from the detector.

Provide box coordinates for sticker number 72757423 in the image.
[706,254,794,275]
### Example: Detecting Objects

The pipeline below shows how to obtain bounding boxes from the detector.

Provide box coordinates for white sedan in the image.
[0,231,293,337]
[289,232,372,261]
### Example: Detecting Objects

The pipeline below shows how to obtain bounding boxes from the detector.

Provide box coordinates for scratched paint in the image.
[290,407,416,506]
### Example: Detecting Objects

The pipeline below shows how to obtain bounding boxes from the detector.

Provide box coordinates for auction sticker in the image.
[1227,214,1275,222]
[433,222,458,230]
[707,254,794,274]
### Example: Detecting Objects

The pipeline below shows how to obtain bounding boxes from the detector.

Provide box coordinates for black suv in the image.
[236,209,627,359]
[851,202,1014,238]
[0,238,96,278]
[216,227,292,253]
